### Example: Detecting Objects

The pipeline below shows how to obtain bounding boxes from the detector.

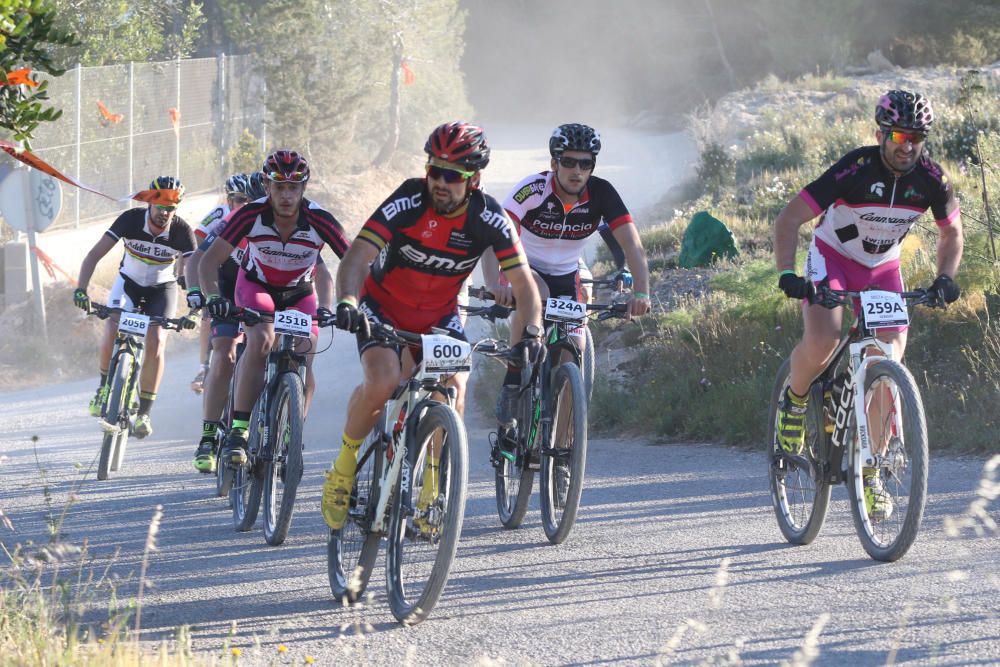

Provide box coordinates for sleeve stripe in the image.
[494,246,520,260]
[936,205,960,227]
[499,256,525,270]
[607,214,633,230]
[364,220,392,243]
[799,189,823,216]
[105,230,121,241]
[357,229,385,249]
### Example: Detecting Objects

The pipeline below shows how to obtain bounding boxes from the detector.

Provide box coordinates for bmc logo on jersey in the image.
[400,244,479,272]
[382,192,422,220]
[480,209,511,239]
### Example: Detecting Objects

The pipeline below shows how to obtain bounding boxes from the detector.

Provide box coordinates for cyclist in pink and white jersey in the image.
[198,150,349,466]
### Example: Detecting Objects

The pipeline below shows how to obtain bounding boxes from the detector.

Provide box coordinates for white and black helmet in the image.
[549,123,602,158]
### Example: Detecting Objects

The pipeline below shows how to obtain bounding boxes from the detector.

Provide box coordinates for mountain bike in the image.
[468,286,627,544]
[327,320,469,625]
[579,268,632,400]
[768,285,941,562]
[220,307,329,546]
[87,304,194,481]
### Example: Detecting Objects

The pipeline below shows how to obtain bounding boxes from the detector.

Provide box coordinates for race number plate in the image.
[860,290,908,328]
[422,334,472,373]
[545,297,587,324]
[274,309,312,338]
[118,312,150,337]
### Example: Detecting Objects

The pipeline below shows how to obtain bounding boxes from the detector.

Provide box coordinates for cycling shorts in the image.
[210,269,240,339]
[108,273,177,319]
[357,289,467,360]
[806,237,906,334]
[234,272,318,336]
[536,268,586,340]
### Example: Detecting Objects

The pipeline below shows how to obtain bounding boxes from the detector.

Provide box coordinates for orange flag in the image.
[96,100,124,125]
[0,139,116,200]
[168,107,180,137]
[130,188,182,206]
[401,59,415,86]
[2,67,39,87]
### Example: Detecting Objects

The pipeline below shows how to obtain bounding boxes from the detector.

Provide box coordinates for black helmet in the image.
[224,173,253,196]
[424,121,491,171]
[549,123,602,158]
[248,171,267,199]
[149,176,184,200]
[875,90,934,132]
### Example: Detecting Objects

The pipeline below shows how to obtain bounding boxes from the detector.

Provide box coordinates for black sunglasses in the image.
[558,156,595,170]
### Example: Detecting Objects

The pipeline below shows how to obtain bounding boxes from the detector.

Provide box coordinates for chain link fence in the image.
[30,55,265,231]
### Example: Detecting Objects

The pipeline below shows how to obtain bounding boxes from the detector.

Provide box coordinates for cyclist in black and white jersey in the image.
[74,176,197,439]
[773,90,963,519]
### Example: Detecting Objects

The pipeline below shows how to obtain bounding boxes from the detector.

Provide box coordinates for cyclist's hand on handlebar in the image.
[178,315,197,330]
[335,300,366,333]
[316,306,335,328]
[513,329,545,365]
[628,292,650,318]
[73,288,91,312]
[778,272,815,300]
[206,295,233,319]
[927,274,961,304]
[186,287,205,310]
[491,283,515,307]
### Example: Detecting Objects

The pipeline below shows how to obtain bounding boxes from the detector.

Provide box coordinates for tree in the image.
[0,0,77,146]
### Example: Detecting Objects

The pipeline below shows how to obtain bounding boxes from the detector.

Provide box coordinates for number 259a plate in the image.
[860,290,908,328]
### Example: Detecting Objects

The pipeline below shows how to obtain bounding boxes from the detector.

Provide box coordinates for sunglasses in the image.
[426,164,474,183]
[266,170,308,183]
[153,204,177,212]
[229,194,250,204]
[885,130,927,145]
[558,156,596,170]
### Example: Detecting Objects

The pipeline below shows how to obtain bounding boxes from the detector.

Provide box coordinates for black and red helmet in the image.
[424,122,490,171]
[262,150,309,182]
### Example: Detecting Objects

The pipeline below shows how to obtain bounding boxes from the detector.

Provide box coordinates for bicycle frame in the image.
[253,333,307,462]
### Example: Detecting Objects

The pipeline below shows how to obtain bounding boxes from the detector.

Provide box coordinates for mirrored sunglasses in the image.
[426,164,474,183]
[267,170,308,183]
[886,130,927,145]
[558,156,596,170]
[154,204,177,212]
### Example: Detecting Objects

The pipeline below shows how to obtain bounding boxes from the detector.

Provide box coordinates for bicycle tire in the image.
[767,357,832,545]
[328,431,383,605]
[386,403,468,625]
[539,363,588,544]
[263,373,305,546]
[582,325,595,403]
[231,413,264,532]
[847,359,928,562]
[98,353,133,481]
[494,435,534,529]
[110,371,137,473]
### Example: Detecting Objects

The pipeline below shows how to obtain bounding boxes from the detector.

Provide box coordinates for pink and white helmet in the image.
[875,90,934,132]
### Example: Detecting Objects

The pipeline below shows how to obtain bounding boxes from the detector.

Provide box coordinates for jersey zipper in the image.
[888,175,898,210]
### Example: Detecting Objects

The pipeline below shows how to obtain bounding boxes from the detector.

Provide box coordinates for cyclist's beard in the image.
[556,171,587,197]
[430,187,467,215]
[880,139,921,176]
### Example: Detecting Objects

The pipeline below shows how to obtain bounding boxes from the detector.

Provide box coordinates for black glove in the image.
[778,272,815,300]
[335,300,364,333]
[73,288,91,312]
[186,288,205,310]
[928,274,961,304]
[178,316,197,330]
[207,295,233,319]
[316,306,334,327]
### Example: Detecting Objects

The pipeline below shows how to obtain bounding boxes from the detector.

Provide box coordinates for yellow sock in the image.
[333,433,364,478]
[419,454,441,507]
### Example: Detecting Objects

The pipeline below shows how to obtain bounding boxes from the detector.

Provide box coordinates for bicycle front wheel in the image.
[539,363,588,544]
[767,358,832,545]
[386,403,468,625]
[263,373,305,546]
[582,325,595,403]
[98,353,133,481]
[847,359,928,562]
[328,431,383,605]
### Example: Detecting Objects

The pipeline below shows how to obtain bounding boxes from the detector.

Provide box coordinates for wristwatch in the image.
[523,324,542,339]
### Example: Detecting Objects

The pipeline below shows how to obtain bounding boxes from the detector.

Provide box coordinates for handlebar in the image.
[211,307,335,328]
[88,304,197,331]
[467,285,631,322]
[809,285,944,310]
[580,269,633,289]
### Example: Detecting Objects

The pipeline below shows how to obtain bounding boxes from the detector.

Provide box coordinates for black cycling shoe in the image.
[495,385,520,427]
[221,431,249,466]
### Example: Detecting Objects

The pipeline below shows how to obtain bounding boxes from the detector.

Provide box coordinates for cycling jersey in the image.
[503,172,633,275]
[357,178,527,313]
[801,146,958,268]
[105,208,196,287]
[220,198,348,287]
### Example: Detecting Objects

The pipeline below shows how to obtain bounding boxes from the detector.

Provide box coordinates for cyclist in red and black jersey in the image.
[321,121,543,530]
[481,123,651,424]
[773,90,963,519]
[198,150,348,467]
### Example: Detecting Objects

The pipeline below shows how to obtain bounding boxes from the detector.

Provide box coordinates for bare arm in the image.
[199,237,235,298]
[77,235,118,292]
[314,257,334,309]
[504,263,542,344]
[480,247,501,291]
[610,223,651,317]
[774,195,820,272]
[336,241,379,303]
[937,216,963,279]
[185,247,205,290]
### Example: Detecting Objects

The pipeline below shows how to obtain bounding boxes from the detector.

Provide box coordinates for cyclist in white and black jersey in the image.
[74,176,197,439]
[481,123,651,424]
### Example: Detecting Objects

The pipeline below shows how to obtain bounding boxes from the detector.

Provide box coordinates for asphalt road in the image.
[1,324,998,666]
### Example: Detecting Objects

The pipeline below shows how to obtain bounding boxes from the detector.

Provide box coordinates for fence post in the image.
[128,61,135,201]
[175,57,181,179]
[74,63,81,228]
[218,53,226,177]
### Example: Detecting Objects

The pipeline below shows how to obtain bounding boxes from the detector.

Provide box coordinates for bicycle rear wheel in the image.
[847,359,928,562]
[98,353,133,481]
[263,373,305,546]
[539,363,588,544]
[386,403,468,625]
[328,431,383,605]
[767,358,832,545]
[582,325,595,403]
[232,401,264,531]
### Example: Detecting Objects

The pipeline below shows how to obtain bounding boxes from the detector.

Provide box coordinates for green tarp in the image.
[678,210,739,268]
